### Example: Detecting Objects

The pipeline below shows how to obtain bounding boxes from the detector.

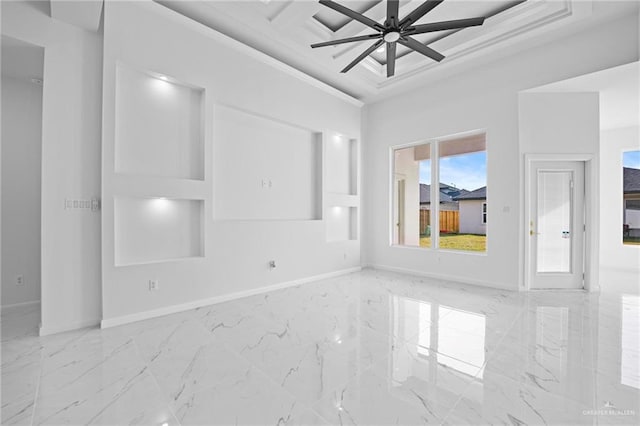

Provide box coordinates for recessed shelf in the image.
[114,64,204,180]
[326,206,357,242]
[325,133,357,196]
[114,197,204,266]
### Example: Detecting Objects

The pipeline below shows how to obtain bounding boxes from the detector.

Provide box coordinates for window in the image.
[392,132,486,252]
[482,202,487,224]
[623,150,640,245]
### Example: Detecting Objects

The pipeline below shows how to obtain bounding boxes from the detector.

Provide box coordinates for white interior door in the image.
[529,161,585,289]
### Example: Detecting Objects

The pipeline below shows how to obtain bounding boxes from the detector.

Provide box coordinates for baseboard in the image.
[39,318,100,337]
[101,266,362,329]
[0,300,40,312]
[367,264,515,291]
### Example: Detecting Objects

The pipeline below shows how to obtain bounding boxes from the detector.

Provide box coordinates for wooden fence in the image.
[420,210,459,234]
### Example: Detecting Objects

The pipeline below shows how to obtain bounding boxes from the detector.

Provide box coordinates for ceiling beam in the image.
[269,0,321,26]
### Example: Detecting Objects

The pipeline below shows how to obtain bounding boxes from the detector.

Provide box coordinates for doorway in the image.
[1,36,44,308]
[526,160,586,289]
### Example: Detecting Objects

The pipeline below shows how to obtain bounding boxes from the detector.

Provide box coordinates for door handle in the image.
[529,221,540,236]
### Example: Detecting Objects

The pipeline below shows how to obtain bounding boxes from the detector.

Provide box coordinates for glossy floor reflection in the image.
[2,269,638,425]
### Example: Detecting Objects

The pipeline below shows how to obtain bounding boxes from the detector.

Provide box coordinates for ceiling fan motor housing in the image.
[383,31,401,43]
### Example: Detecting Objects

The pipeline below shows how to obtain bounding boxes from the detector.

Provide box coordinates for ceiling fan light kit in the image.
[311,0,486,77]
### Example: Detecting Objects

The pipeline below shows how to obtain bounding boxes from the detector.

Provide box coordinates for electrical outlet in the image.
[149,279,159,291]
[16,275,23,286]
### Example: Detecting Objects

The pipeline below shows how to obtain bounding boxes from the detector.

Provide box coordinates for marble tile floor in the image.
[1,269,638,425]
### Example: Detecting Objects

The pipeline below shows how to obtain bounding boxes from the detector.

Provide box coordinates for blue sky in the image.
[623,150,640,169]
[419,152,487,191]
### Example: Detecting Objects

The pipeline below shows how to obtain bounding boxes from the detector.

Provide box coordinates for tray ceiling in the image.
[157,0,636,103]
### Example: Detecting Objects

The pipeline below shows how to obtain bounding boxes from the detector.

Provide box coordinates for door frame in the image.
[523,153,598,291]
[392,174,406,245]
[397,179,406,245]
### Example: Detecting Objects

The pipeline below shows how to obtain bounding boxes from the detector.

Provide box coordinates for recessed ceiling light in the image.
[158,75,168,81]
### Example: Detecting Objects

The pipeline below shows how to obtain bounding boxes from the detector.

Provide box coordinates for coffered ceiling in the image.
[157,0,637,103]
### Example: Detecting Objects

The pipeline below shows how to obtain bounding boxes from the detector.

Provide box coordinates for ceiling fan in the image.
[311,0,486,77]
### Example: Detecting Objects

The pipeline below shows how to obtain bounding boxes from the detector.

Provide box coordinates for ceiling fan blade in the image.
[386,42,397,77]
[341,39,385,73]
[398,36,445,62]
[319,0,384,31]
[386,0,400,27]
[311,33,382,48]
[399,0,444,29]
[403,17,486,36]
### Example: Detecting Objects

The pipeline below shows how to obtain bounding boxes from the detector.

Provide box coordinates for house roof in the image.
[454,186,487,201]
[420,184,468,204]
[624,167,640,194]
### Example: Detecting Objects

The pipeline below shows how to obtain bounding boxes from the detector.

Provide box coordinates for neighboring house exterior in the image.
[454,187,487,235]
[419,183,468,211]
[624,167,640,237]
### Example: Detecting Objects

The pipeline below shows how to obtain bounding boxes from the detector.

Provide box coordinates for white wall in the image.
[518,93,600,154]
[1,76,42,307]
[1,1,103,333]
[101,1,361,324]
[600,126,640,293]
[362,12,637,290]
[459,200,486,236]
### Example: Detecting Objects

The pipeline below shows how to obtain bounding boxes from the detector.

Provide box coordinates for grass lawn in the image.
[623,237,640,245]
[420,233,486,251]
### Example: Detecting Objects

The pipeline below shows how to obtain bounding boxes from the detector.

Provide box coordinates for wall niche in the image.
[115,64,204,180]
[114,197,203,266]
[213,105,322,221]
